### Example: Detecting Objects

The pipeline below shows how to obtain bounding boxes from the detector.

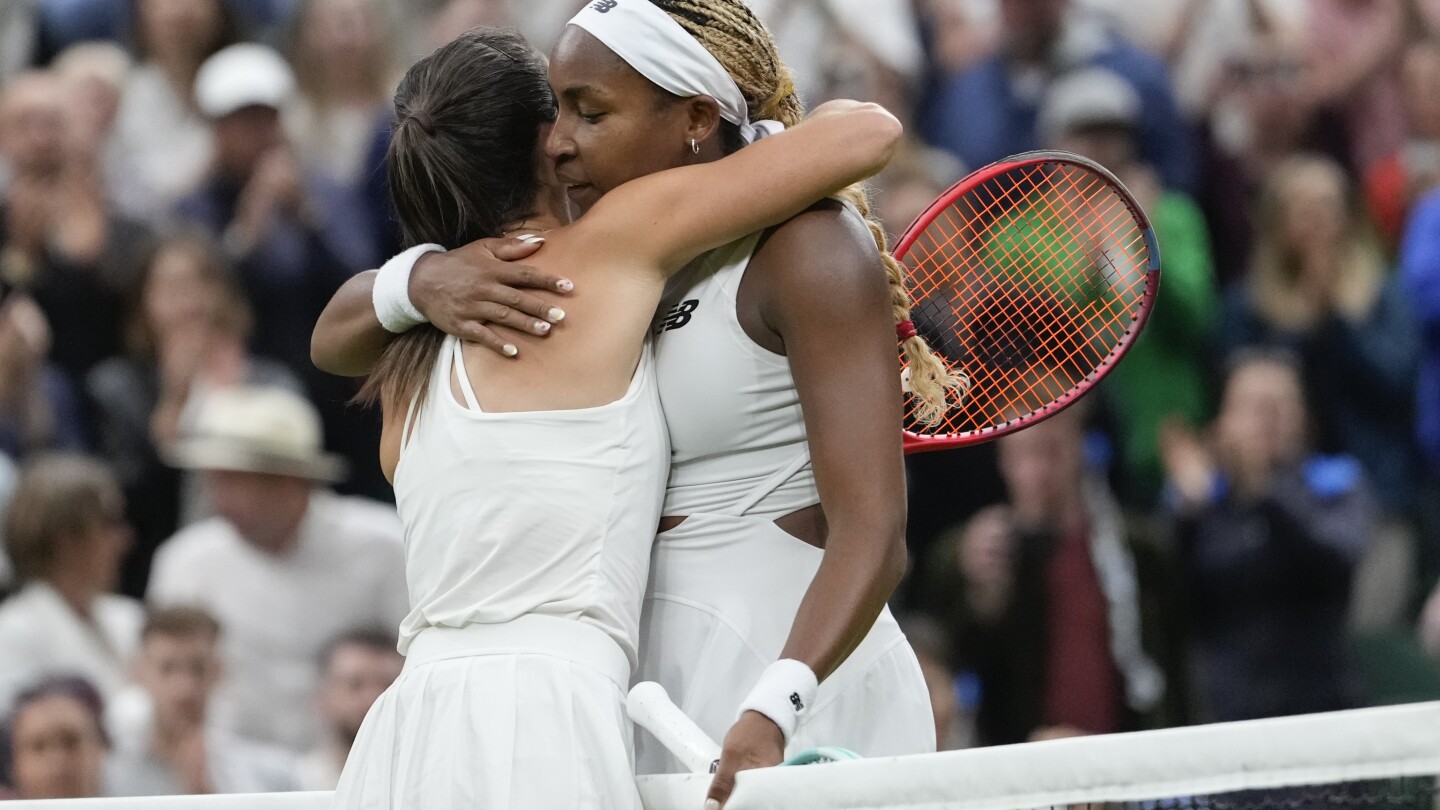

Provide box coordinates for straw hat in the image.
[166,386,348,482]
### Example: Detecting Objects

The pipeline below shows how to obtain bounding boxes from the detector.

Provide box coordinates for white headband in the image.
[568,0,785,144]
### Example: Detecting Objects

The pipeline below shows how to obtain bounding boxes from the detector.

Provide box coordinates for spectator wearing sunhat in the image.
[146,385,405,753]
[1039,66,1220,507]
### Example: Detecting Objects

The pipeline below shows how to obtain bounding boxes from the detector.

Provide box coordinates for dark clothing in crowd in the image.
[173,173,371,380]
[0,205,151,385]
[1401,189,1440,473]
[921,487,1181,745]
[921,15,1196,193]
[1217,283,1422,514]
[1171,456,1374,722]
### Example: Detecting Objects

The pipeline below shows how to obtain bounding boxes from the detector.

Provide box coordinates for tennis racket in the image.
[627,682,860,774]
[894,150,1161,453]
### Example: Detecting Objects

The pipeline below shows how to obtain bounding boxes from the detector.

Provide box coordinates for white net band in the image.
[7,702,1440,810]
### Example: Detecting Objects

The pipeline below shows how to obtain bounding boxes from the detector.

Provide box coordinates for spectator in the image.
[1077,0,1308,120]
[106,0,241,220]
[283,0,397,192]
[0,454,140,714]
[147,385,406,751]
[1038,66,1219,504]
[1160,349,1373,721]
[0,1,38,88]
[1305,0,1407,174]
[87,230,299,599]
[921,0,1196,192]
[1364,37,1440,251]
[32,0,127,65]
[175,43,371,381]
[1219,154,1421,516]
[0,676,110,800]
[874,138,965,243]
[0,69,152,385]
[108,606,296,796]
[0,293,85,459]
[1403,187,1440,474]
[919,407,1175,745]
[297,628,401,790]
[896,613,972,751]
[914,0,1000,78]
[1198,15,1352,283]
[0,452,16,592]
[51,42,132,167]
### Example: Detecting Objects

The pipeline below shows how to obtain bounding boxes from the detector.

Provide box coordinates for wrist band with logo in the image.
[736,659,818,744]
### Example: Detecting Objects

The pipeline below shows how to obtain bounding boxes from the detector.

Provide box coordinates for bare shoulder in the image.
[752,199,889,307]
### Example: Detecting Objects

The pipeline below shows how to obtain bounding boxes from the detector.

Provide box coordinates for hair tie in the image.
[896,320,918,341]
[407,109,437,134]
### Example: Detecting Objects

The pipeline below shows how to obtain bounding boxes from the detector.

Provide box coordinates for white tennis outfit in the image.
[334,336,668,810]
[636,224,936,774]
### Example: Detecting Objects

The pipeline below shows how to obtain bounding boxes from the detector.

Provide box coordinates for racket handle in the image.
[627,681,721,774]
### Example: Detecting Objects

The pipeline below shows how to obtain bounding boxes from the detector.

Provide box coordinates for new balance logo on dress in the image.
[591,0,618,12]
[656,299,699,333]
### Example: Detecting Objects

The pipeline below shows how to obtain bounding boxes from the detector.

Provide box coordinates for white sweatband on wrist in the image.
[373,243,443,333]
[737,659,818,744]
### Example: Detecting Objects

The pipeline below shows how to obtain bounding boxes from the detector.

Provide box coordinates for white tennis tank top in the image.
[392,335,669,668]
[653,229,819,519]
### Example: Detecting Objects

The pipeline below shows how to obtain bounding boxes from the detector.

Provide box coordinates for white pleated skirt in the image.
[333,615,641,810]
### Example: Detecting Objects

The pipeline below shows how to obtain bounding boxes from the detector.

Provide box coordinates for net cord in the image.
[5,702,1440,810]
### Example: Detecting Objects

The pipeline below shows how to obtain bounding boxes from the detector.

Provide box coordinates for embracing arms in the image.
[579,100,902,275]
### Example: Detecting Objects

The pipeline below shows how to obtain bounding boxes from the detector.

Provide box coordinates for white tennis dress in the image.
[334,336,668,809]
[636,223,936,774]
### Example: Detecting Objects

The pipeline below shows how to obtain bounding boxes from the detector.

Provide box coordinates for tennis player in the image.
[313,2,952,805]
[328,25,901,810]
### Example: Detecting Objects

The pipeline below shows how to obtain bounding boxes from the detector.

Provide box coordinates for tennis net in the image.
[640,700,1440,810]
[5,701,1439,809]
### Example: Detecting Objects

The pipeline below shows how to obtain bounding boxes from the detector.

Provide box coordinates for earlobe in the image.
[687,95,723,149]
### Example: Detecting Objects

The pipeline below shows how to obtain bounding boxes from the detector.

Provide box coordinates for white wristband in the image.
[373,243,444,333]
[737,659,818,744]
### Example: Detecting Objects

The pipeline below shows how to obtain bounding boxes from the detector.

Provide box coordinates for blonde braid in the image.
[653,0,965,425]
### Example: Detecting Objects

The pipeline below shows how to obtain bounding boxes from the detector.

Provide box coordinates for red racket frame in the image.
[894,150,1162,454]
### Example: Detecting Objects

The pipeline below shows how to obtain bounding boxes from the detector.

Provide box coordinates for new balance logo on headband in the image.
[656,299,698,333]
[590,0,618,12]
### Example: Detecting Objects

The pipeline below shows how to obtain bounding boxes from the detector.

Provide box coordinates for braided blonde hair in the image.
[651,0,963,425]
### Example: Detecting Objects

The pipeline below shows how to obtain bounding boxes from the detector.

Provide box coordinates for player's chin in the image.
[565,183,600,213]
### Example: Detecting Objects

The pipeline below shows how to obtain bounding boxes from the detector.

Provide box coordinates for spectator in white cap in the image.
[174,43,375,391]
[105,0,243,221]
[146,385,405,752]
[1039,66,1219,507]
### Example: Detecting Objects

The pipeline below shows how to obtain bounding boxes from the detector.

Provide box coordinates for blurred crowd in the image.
[0,0,1438,799]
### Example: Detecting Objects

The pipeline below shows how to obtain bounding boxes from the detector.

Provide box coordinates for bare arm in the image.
[310,237,567,375]
[707,208,908,807]
[583,100,903,274]
[765,211,907,680]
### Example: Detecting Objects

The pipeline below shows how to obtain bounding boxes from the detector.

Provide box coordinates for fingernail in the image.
[556,279,574,292]
[518,234,546,244]
[548,308,565,322]
[535,321,550,334]
[705,800,720,810]
[503,344,518,357]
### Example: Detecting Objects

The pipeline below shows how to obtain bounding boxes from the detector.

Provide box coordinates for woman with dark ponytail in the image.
[315,4,952,805]
[329,24,902,810]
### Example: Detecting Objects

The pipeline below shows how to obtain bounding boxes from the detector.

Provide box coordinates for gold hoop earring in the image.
[690,138,700,155]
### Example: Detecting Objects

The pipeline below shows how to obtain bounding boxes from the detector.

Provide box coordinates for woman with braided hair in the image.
[313,2,953,805]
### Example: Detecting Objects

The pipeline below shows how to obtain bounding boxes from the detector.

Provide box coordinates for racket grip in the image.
[627,681,721,774]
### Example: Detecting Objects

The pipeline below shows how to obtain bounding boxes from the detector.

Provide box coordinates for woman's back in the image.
[393,332,668,666]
